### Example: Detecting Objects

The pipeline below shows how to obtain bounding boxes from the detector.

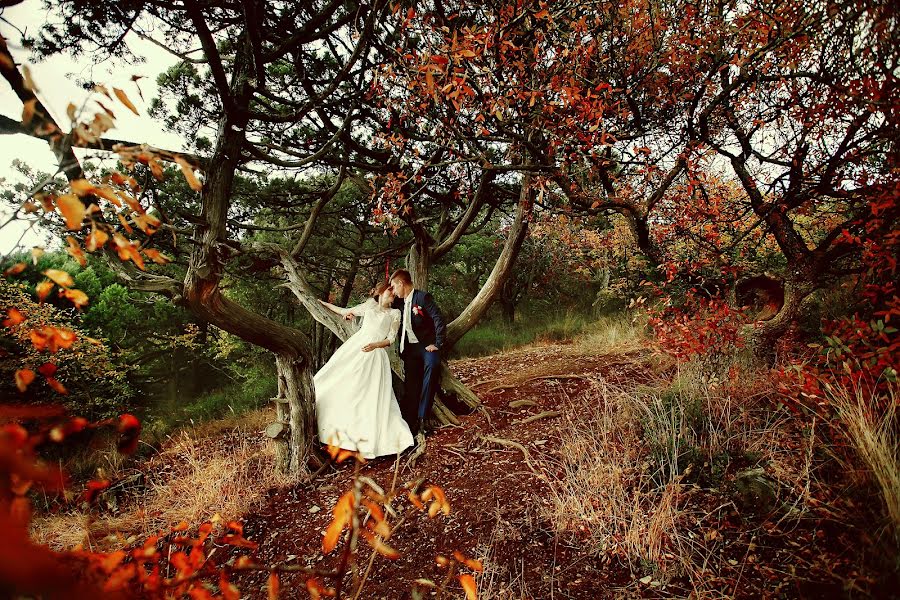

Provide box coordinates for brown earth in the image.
[219,342,891,599]
[226,342,648,599]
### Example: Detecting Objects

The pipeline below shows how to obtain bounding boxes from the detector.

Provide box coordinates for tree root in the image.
[508,399,538,409]
[403,432,427,471]
[479,434,538,473]
[483,374,590,393]
[516,410,561,425]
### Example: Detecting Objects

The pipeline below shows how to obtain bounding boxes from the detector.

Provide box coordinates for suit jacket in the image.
[393,289,446,350]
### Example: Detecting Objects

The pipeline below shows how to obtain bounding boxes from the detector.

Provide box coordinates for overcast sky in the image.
[0,0,187,254]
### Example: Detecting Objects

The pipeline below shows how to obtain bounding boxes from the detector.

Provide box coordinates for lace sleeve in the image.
[338,297,376,317]
[386,309,401,343]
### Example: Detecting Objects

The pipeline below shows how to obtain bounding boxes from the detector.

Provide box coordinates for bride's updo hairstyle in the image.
[370,281,391,299]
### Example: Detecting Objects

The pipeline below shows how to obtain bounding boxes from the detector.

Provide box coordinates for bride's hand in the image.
[361,342,378,352]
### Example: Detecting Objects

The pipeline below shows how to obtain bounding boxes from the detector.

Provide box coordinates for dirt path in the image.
[232,342,650,599]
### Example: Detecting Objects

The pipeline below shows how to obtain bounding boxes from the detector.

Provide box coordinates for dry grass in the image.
[542,378,681,572]
[472,506,534,600]
[827,382,900,546]
[575,311,648,355]
[31,408,293,551]
[542,361,804,594]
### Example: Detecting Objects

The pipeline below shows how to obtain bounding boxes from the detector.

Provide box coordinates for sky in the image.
[0,0,187,254]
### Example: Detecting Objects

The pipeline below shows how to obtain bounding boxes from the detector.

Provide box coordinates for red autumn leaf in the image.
[221,534,259,549]
[220,572,241,600]
[453,551,484,572]
[360,528,401,559]
[98,550,126,573]
[14,369,35,392]
[4,262,27,276]
[132,211,161,235]
[83,479,110,503]
[21,98,37,125]
[3,308,26,327]
[112,234,145,270]
[37,363,57,377]
[117,413,141,454]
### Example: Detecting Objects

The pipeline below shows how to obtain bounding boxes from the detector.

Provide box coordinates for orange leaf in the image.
[113,87,139,115]
[268,572,280,600]
[21,65,37,92]
[112,233,145,270]
[220,572,240,600]
[453,551,484,572]
[322,491,354,554]
[173,520,190,532]
[46,376,68,395]
[36,280,54,302]
[62,288,89,309]
[3,308,26,327]
[44,269,74,288]
[70,179,94,196]
[4,262,27,276]
[175,157,203,191]
[14,369,35,392]
[116,212,134,234]
[56,194,86,230]
[86,226,110,252]
[306,577,325,600]
[143,248,172,265]
[31,246,44,265]
[361,529,400,560]
[133,212,161,235]
[459,574,478,600]
[65,236,87,267]
[22,98,37,125]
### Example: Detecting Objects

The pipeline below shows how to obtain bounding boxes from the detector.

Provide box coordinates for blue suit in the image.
[392,290,446,434]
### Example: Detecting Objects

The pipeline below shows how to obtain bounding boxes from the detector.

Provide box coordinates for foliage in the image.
[0,277,132,419]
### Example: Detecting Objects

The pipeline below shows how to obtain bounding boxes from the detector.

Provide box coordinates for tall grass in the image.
[454,310,647,358]
[31,409,289,551]
[452,311,595,357]
[827,381,900,548]
[542,356,802,592]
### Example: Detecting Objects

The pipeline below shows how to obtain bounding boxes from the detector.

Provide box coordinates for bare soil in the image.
[218,342,894,599]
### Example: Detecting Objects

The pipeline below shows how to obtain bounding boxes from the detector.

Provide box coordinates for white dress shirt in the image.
[400,292,419,353]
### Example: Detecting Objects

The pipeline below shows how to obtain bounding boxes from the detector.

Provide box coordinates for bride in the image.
[315,282,414,459]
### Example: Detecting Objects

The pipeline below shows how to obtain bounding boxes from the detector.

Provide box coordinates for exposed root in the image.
[483,374,591,393]
[516,410,561,425]
[508,399,538,409]
[479,434,538,473]
[404,432,427,471]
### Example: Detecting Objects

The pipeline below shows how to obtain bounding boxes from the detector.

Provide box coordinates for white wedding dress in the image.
[314,298,413,458]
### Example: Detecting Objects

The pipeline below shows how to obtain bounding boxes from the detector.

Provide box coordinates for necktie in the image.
[401,294,411,353]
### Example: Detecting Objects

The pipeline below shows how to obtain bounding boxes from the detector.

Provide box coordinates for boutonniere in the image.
[412,305,423,316]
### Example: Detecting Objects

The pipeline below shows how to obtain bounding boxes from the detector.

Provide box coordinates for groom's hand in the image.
[425,344,438,352]
[344,312,354,321]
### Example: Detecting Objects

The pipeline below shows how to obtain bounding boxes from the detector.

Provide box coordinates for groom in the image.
[389,269,446,438]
